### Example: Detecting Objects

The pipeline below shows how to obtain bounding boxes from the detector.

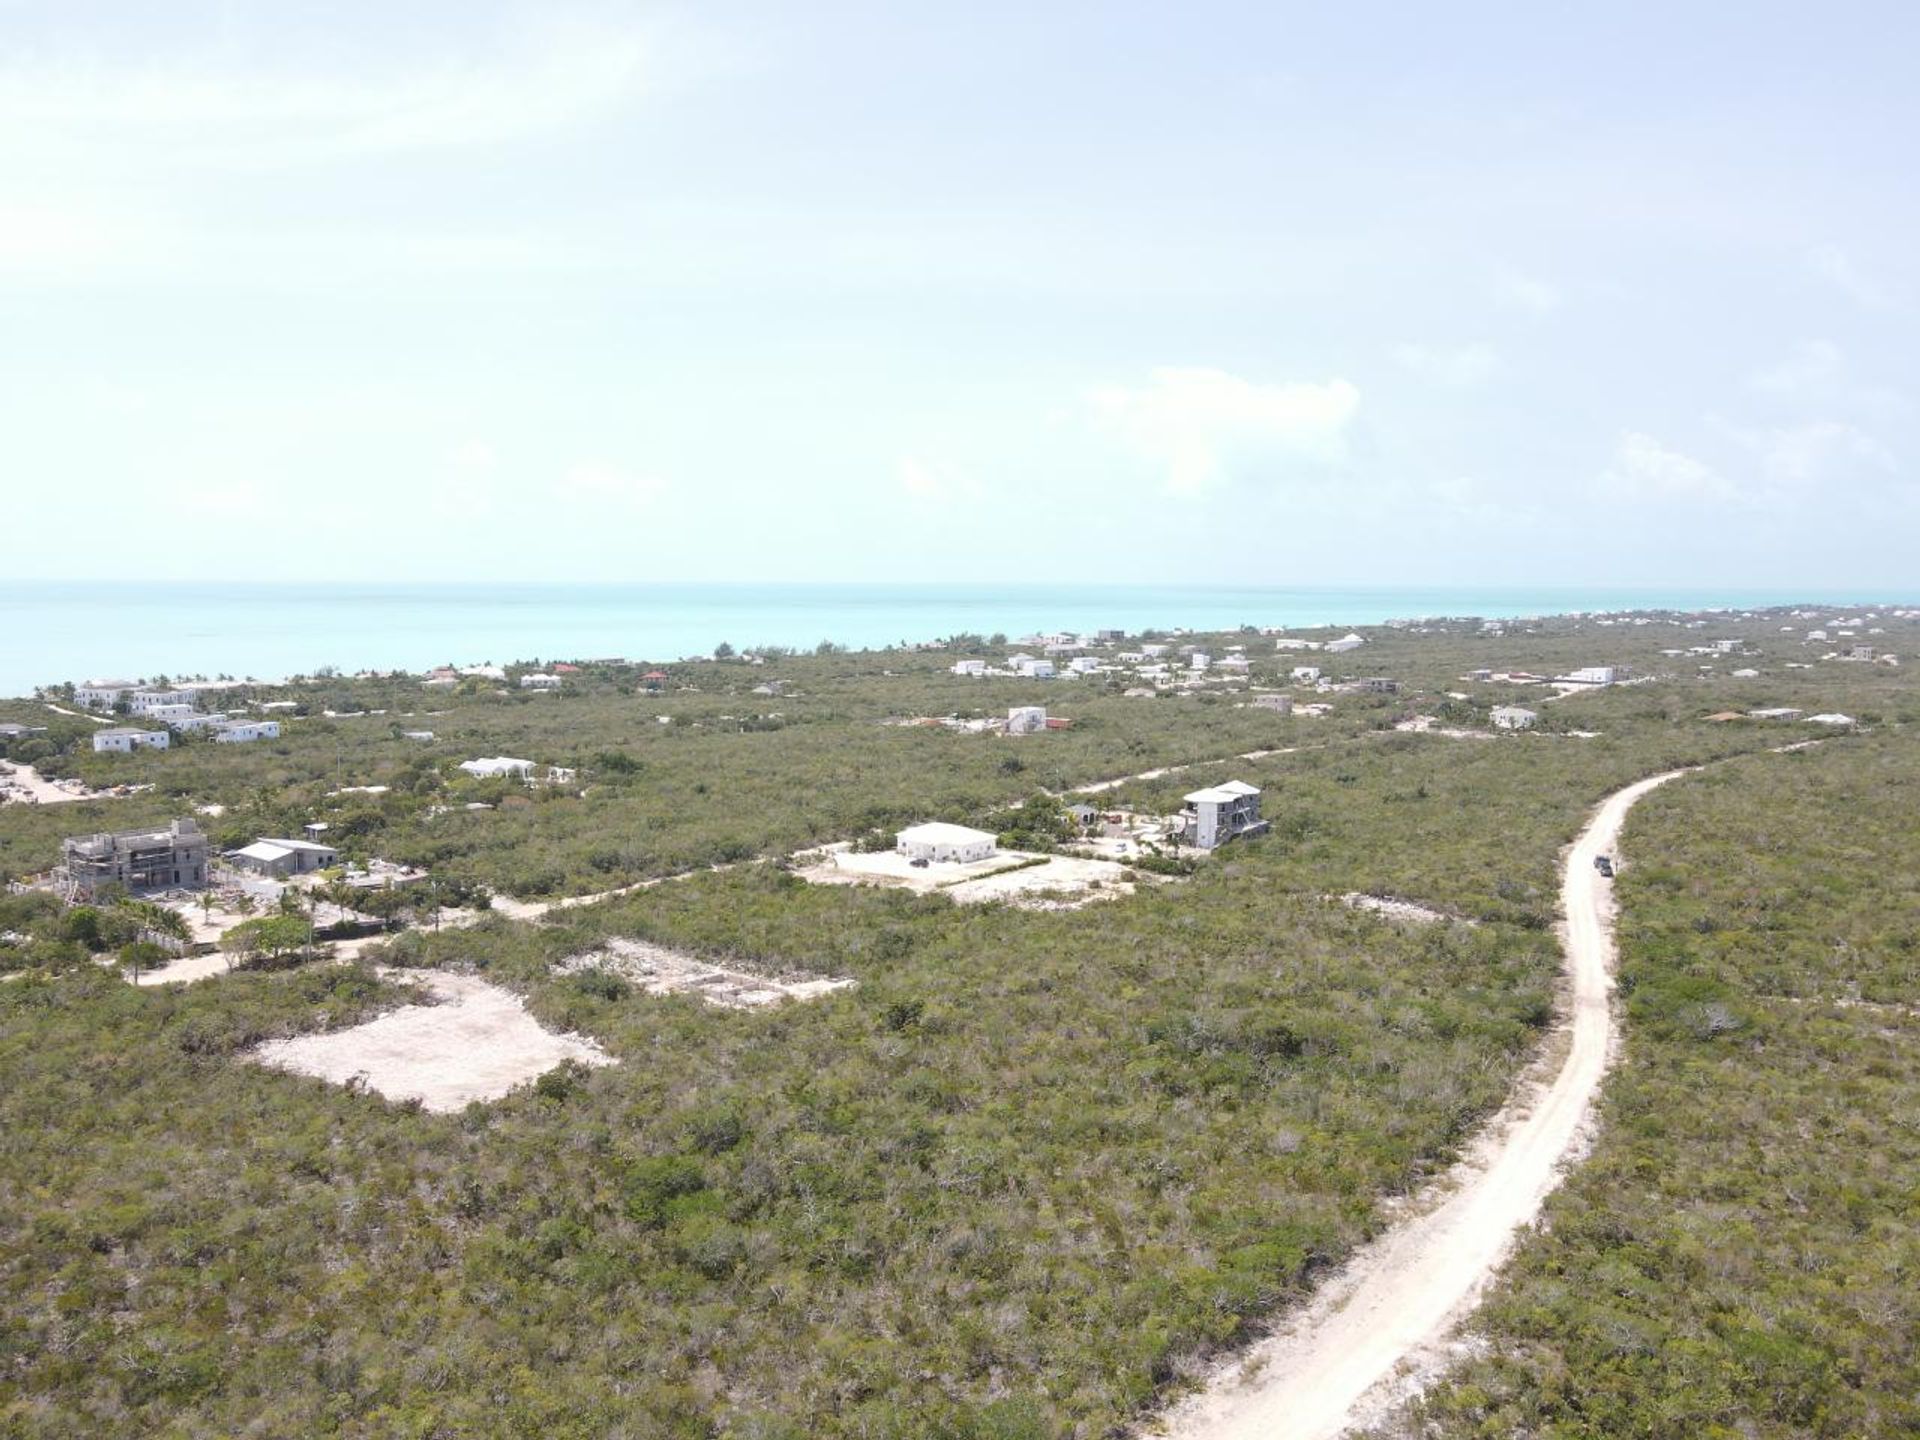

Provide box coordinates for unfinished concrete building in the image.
[61,820,210,898]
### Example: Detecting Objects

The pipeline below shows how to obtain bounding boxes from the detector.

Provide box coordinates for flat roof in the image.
[897,822,997,846]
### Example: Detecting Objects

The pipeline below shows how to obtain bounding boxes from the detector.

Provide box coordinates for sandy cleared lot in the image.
[562,937,853,1008]
[797,844,1148,908]
[250,969,612,1111]
[1339,892,1473,926]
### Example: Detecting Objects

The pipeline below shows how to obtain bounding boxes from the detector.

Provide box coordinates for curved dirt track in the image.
[1158,768,1691,1440]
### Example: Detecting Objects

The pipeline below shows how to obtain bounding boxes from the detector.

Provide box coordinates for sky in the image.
[1,1,1915,587]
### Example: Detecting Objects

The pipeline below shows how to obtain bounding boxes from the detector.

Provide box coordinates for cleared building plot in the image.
[1339,892,1475,926]
[559,938,854,1009]
[250,969,612,1112]
[795,843,1152,908]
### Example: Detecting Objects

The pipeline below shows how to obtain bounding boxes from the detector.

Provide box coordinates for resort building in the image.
[73,680,138,711]
[93,727,169,753]
[1180,780,1270,850]
[895,822,998,864]
[128,689,196,715]
[1325,633,1366,654]
[61,819,209,897]
[212,720,281,743]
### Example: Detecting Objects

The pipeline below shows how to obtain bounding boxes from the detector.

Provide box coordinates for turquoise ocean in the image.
[0,581,1900,698]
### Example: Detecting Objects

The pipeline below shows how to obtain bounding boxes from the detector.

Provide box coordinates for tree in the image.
[218,915,311,971]
[117,940,169,983]
[714,642,735,659]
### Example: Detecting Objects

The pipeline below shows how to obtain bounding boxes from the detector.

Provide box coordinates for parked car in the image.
[1594,855,1615,878]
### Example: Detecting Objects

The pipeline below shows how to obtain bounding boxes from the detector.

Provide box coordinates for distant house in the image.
[1491,705,1538,731]
[212,720,280,744]
[170,711,229,732]
[1749,707,1804,720]
[1006,706,1048,735]
[1095,628,1125,642]
[1558,666,1618,685]
[1290,666,1321,683]
[1067,655,1102,675]
[1325,633,1366,654]
[93,727,169,753]
[1181,780,1270,850]
[895,822,997,864]
[61,819,207,896]
[73,680,138,711]
[403,730,435,741]
[1357,677,1399,694]
[140,703,198,725]
[640,671,669,690]
[1807,713,1856,727]
[950,659,988,677]
[1140,644,1169,658]
[230,836,340,878]
[1252,694,1293,713]
[0,722,48,739]
[1067,802,1100,826]
[520,673,563,690]
[1217,655,1250,673]
[1014,658,1056,678]
[1189,653,1211,671]
[460,756,536,780]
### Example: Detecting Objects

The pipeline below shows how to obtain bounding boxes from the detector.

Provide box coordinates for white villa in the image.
[950,659,988,677]
[1325,633,1366,654]
[896,822,998,864]
[129,689,196,715]
[73,680,138,711]
[93,727,169,753]
[520,673,563,689]
[1491,705,1538,730]
[1014,658,1056,678]
[1559,666,1618,685]
[460,756,536,779]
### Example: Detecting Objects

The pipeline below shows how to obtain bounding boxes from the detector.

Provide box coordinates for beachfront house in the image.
[895,822,998,864]
[1180,780,1270,850]
[60,819,208,897]
[93,727,169,753]
[229,836,340,878]
[1491,705,1538,730]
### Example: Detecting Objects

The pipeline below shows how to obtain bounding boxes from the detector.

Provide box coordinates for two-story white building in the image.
[129,689,196,716]
[73,680,138,711]
[212,719,281,743]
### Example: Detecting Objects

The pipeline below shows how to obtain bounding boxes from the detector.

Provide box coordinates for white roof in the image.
[1216,779,1261,796]
[897,822,997,846]
[1184,786,1240,804]
[233,842,294,863]
[256,837,337,853]
[1807,713,1855,725]
[460,756,535,775]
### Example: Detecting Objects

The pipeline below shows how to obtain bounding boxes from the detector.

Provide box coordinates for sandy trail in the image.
[0,760,112,805]
[1158,767,1691,1440]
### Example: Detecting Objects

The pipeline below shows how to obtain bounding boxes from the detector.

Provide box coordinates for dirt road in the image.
[1158,767,1690,1440]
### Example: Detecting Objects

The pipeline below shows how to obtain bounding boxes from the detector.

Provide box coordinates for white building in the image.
[1189,652,1211,671]
[213,720,281,743]
[1218,655,1250,673]
[1015,658,1056,678]
[1807,713,1856,727]
[230,837,340,877]
[93,727,169,753]
[950,659,988,677]
[73,680,137,711]
[129,689,196,715]
[1006,705,1048,735]
[1180,780,1269,850]
[1252,693,1293,713]
[1291,666,1322,683]
[520,673,564,690]
[460,756,536,779]
[1325,633,1366,654]
[1491,705,1538,730]
[170,711,229,732]
[1067,655,1102,675]
[403,730,435,741]
[1559,666,1618,685]
[895,822,998,864]
[141,703,198,725]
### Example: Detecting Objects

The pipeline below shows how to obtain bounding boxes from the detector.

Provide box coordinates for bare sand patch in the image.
[1339,893,1476,927]
[796,844,1148,909]
[250,969,612,1112]
[560,937,853,1009]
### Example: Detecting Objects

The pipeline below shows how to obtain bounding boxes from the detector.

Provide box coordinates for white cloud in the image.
[1601,432,1733,500]
[1493,272,1562,315]
[1390,342,1499,388]
[1807,245,1896,311]
[1087,367,1360,495]
[557,461,668,510]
